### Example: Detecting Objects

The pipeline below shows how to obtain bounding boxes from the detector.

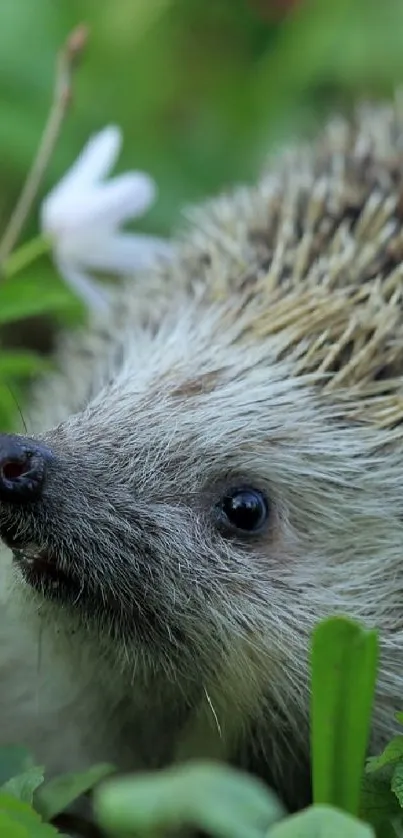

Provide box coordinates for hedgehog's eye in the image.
[216,486,269,534]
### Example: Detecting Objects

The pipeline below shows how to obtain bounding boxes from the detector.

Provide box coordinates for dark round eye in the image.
[217,486,269,534]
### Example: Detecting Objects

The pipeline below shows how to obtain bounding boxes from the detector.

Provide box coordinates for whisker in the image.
[204,686,222,738]
[35,620,44,718]
[6,385,28,434]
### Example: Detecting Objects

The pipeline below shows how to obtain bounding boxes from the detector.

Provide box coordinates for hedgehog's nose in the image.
[0,435,51,503]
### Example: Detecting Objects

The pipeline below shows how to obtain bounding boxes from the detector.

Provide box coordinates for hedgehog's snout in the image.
[0,433,52,504]
[0,433,83,601]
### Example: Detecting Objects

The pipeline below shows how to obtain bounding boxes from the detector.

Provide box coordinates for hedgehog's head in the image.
[0,287,402,733]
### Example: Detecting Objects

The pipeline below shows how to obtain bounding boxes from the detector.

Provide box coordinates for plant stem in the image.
[2,235,52,279]
[0,23,89,269]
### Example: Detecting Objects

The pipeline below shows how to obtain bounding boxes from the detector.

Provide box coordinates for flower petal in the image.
[71,232,174,274]
[41,173,157,238]
[41,126,122,231]
[54,255,112,312]
[41,188,105,237]
[62,125,122,189]
[82,173,157,227]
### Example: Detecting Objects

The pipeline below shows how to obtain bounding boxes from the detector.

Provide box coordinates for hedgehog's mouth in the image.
[6,537,83,602]
[13,544,81,599]
[2,530,190,648]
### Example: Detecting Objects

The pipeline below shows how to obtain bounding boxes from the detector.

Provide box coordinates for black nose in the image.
[0,435,51,503]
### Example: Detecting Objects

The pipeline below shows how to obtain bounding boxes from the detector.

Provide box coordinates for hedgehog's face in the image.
[0,303,400,684]
[0,398,280,676]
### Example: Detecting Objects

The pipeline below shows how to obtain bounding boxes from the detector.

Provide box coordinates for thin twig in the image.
[0,23,89,267]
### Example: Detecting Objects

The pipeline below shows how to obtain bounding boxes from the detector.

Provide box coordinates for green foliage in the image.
[0,794,58,837]
[367,737,403,776]
[94,761,284,838]
[310,617,378,815]
[3,767,45,806]
[0,749,55,837]
[34,762,115,821]
[267,805,375,838]
[360,771,402,834]
[0,275,77,327]
[3,615,403,837]
[0,271,80,430]
[0,752,115,836]
[360,717,403,834]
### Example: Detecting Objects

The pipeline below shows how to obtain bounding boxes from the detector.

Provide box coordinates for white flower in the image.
[41,125,172,311]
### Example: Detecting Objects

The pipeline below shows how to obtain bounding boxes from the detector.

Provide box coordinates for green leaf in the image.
[0,381,24,432]
[35,762,115,821]
[0,793,58,836]
[392,762,403,809]
[366,738,403,775]
[360,772,401,828]
[310,616,378,816]
[267,804,375,838]
[0,350,51,379]
[0,275,75,325]
[2,765,45,805]
[396,713,403,727]
[94,760,284,838]
[0,747,35,786]
[0,812,27,838]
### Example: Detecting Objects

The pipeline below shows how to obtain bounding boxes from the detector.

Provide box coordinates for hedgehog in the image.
[0,99,403,816]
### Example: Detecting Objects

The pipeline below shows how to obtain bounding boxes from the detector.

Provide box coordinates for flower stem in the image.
[2,235,52,279]
[0,23,89,269]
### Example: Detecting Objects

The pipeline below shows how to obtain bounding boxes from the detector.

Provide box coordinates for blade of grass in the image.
[311,616,378,816]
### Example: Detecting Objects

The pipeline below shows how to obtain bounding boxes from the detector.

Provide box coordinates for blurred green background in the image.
[1,0,403,428]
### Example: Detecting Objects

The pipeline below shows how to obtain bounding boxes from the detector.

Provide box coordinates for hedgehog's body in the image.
[0,102,403,812]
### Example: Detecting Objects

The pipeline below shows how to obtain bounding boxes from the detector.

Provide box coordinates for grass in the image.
[0,616,401,836]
